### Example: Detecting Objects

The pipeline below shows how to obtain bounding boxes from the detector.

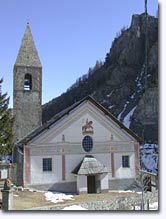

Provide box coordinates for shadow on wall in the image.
[28,181,77,194]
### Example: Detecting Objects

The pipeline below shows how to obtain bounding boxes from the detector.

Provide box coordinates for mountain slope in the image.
[42,13,158,143]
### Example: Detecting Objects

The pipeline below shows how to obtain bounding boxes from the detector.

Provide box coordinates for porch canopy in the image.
[72,155,108,175]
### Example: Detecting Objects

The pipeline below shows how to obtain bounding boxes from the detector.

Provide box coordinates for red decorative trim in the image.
[134,143,139,176]
[111,152,115,177]
[62,154,66,181]
[25,148,30,183]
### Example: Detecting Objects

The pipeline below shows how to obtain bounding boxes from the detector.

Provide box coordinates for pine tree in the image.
[0,78,14,157]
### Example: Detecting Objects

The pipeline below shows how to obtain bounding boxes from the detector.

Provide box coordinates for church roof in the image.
[72,155,108,175]
[15,96,143,148]
[15,23,42,67]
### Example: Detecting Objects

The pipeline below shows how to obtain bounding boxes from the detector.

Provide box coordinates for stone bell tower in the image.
[13,23,42,142]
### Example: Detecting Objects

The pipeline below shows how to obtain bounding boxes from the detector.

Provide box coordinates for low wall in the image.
[109,178,135,190]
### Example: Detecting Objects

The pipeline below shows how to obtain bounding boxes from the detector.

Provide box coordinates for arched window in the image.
[24,74,32,90]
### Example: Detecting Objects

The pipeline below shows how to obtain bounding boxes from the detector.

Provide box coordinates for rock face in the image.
[130,88,158,143]
[42,13,158,143]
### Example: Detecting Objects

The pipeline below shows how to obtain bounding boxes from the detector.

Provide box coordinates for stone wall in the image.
[13,66,42,141]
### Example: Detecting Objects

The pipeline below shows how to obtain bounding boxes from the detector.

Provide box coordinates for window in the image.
[24,74,32,90]
[122,156,130,168]
[82,136,93,152]
[43,158,52,171]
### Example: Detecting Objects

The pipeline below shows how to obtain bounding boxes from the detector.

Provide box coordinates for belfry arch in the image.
[24,74,32,90]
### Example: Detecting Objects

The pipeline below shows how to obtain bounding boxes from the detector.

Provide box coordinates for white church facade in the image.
[15,96,141,193]
[13,24,141,194]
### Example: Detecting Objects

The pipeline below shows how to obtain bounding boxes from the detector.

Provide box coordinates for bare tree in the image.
[135,169,151,210]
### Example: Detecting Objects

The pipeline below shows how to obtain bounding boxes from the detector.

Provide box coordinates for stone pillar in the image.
[1,189,13,210]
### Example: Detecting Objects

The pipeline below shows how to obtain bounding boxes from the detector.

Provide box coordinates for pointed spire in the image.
[15,23,42,67]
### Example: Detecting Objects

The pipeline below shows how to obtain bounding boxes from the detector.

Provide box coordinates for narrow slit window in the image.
[24,74,32,90]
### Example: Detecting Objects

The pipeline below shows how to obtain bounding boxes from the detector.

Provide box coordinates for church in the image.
[12,24,142,194]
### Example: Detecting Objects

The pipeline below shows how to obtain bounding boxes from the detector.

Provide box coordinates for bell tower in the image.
[13,23,42,142]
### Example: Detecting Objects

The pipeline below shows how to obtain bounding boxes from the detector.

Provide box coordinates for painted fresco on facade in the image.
[82,118,94,135]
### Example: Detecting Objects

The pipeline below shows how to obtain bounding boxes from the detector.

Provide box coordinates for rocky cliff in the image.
[42,13,158,143]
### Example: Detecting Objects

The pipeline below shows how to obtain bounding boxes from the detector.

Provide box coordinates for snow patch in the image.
[123,106,137,128]
[130,93,136,99]
[115,190,141,194]
[63,205,87,210]
[108,105,115,110]
[106,90,114,98]
[117,103,128,121]
[149,202,158,210]
[101,99,106,104]
[140,144,158,174]
[117,101,134,122]
[44,192,74,204]
[135,65,144,88]
[134,202,158,211]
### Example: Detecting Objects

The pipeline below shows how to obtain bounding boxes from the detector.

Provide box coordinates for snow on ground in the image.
[149,202,158,210]
[135,202,158,210]
[141,153,158,173]
[45,191,74,204]
[43,190,157,210]
[62,205,87,210]
[116,189,142,194]
[140,144,158,174]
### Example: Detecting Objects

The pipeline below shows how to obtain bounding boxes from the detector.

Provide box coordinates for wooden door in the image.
[87,175,96,193]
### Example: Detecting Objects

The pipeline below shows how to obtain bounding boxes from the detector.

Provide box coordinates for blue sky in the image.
[0,0,158,107]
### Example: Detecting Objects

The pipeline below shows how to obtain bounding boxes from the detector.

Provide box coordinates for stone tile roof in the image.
[15,23,42,67]
[72,155,108,175]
